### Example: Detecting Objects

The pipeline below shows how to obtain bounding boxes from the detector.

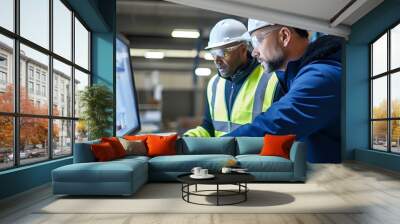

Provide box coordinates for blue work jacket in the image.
[225,35,343,163]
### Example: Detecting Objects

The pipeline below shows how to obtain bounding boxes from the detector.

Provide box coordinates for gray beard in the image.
[265,60,284,73]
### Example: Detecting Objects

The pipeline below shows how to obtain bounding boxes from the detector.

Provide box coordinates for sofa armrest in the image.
[289,141,307,181]
[73,140,100,163]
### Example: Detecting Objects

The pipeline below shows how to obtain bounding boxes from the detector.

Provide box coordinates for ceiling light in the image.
[171,29,200,38]
[195,68,211,76]
[132,49,215,60]
[144,51,164,59]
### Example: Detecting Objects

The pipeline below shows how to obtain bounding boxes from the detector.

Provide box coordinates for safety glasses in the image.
[208,43,243,59]
[250,27,280,49]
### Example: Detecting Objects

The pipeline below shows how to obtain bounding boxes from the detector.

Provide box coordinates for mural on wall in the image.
[225,34,343,163]
[184,19,343,163]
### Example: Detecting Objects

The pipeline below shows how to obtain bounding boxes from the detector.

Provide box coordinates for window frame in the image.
[370,19,400,154]
[0,0,92,171]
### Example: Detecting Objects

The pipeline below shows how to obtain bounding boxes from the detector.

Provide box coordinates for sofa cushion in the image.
[91,142,118,161]
[260,134,295,159]
[179,137,235,155]
[149,154,235,172]
[114,155,150,164]
[124,135,149,142]
[52,158,147,183]
[147,134,178,157]
[118,138,147,156]
[101,137,127,158]
[236,155,293,172]
[235,137,264,155]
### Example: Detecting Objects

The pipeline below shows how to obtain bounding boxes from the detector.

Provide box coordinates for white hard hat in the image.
[247,18,275,34]
[205,19,250,50]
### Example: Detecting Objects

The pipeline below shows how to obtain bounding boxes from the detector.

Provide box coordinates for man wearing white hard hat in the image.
[184,19,284,137]
[225,19,343,163]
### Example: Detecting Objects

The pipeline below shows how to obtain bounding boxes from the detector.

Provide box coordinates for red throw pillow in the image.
[146,134,178,157]
[101,137,126,158]
[260,134,296,159]
[91,142,117,161]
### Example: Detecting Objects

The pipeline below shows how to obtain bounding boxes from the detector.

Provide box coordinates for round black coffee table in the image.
[177,173,255,206]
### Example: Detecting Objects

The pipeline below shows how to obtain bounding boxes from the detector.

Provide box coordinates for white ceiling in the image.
[227,0,352,22]
[165,0,384,38]
[117,0,242,73]
[117,0,384,73]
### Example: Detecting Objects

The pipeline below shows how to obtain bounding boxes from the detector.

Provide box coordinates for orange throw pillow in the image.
[124,135,149,141]
[101,137,126,158]
[91,142,117,162]
[260,134,296,159]
[146,134,178,157]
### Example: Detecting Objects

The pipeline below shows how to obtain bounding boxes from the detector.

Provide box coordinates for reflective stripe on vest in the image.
[212,120,242,133]
[210,75,220,119]
[207,65,278,136]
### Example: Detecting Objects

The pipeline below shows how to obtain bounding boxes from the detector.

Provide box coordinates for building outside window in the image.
[41,73,46,83]
[54,88,58,103]
[41,85,46,97]
[0,71,6,85]
[0,54,7,88]
[28,81,34,94]
[35,83,40,95]
[28,66,34,80]
[0,54,7,67]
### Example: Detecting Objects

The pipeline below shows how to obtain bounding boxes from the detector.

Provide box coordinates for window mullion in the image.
[48,0,53,160]
[370,44,373,150]
[13,0,21,167]
[71,10,76,154]
[388,29,391,153]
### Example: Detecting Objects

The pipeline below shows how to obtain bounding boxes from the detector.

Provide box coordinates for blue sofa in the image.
[52,137,306,196]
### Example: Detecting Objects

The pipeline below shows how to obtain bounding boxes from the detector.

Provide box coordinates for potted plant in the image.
[79,84,113,140]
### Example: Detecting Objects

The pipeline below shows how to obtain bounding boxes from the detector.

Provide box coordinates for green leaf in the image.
[79,84,114,140]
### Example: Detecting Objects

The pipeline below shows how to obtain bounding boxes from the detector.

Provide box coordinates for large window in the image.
[0,0,91,170]
[370,23,400,154]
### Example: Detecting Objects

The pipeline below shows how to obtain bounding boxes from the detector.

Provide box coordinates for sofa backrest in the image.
[177,137,235,155]
[235,137,264,155]
[73,139,100,163]
[73,137,301,161]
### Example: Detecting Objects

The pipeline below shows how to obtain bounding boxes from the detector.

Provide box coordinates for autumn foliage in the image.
[0,84,59,150]
[372,99,400,142]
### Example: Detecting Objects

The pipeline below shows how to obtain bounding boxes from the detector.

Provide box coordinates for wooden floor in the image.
[1,162,400,224]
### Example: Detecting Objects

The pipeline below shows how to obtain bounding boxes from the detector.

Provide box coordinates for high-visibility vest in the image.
[208,65,278,137]
[184,64,279,137]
